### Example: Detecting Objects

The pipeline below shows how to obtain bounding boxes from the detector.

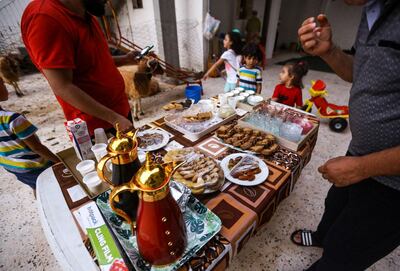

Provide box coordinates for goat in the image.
[0,55,24,97]
[118,56,163,121]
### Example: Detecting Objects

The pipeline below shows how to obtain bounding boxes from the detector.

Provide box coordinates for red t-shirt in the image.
[272,84,303,107]
[21,0,130,135]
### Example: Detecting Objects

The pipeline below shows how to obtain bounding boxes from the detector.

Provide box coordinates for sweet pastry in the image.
[228,155,261,181]
[216,124,279,156]
[163,101,184,111]
[164,148,224,194]
[138,133,164,149]
[183,111,213,122]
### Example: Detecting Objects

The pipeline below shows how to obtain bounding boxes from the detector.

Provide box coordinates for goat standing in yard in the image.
[118,56,163,121]
[0,55,24,97]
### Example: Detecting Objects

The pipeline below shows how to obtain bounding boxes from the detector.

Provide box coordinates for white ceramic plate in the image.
[247,95,264,106]
[137,129,170,152]
[220,153,269,186]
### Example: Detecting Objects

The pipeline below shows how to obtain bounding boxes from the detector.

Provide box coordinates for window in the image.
[132,0,143,9]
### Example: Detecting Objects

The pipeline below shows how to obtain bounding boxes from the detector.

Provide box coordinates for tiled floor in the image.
[0,55,398,270]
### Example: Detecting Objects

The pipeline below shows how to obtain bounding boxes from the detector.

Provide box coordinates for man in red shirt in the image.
[21,0,137,135]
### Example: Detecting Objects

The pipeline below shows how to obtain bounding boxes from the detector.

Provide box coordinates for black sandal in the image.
[290,229,322,247]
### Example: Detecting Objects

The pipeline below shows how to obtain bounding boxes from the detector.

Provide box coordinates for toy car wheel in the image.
[300,104,312,113]
[329,118,348,132]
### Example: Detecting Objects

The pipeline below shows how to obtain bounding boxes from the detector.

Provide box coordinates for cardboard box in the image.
[65,118,93,160]
[73,202,128,271]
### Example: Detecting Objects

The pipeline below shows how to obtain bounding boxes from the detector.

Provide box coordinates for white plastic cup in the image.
[94,128,108,145]
[218,94,228,105]
[91,143,108,162]
[228,97,238,109]
[232,89,240,95]
[82,171,103,193]
[76,160,95,177]
[245,90,256,95]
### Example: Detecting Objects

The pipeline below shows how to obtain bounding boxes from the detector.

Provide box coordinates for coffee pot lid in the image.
[108,123,137,153]
[133,153,178,191]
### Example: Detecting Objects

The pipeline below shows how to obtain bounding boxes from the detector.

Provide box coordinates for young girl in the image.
[272,61,309,108]
[203,31,242,92]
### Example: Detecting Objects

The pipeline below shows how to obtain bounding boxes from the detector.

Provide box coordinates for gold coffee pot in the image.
[109,154,188,266]
[97,124,141,221]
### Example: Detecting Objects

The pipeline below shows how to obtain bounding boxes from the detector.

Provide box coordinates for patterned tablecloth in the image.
[150,116,319,271]
[54,115,319,271]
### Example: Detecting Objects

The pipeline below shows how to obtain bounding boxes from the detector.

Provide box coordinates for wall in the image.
[276,0,362,51]
[276,0,323,50]
[115,0,206,71]
[0,0,30,52]
[115,0,165,59]
[253,0,266,28]
[209,0,235,35]
[324,0,363,49]
[210,0,266,37]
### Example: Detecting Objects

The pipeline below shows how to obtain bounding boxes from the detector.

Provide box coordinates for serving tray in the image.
[96,184,222,271]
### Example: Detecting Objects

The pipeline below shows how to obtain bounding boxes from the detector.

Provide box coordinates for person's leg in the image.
[306,179,400,271]
[9,171,37,189]
[224,82,236,93]
[292,184,350,246]
[313,184,350,244]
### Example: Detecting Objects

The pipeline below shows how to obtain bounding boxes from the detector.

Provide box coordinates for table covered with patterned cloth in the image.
[49,115,319,271]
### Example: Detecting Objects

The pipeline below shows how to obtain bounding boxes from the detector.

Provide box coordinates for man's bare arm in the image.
[320,45,354,83]
[361,146,400,178]
[112,51,140,67]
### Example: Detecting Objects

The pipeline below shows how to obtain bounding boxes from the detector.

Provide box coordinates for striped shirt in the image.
[237,66,262,91]
[0,110,47,173]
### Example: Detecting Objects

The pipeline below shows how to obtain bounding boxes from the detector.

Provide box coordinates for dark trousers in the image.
[307,179,400,271]
[6,164,51,190]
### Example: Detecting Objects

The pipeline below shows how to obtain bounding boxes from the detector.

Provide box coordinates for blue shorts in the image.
[224,82,237,93]
[6,165,51,190]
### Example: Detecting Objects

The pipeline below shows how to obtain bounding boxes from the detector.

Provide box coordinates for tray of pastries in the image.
[215,124,279,156]
[164,148,225,194]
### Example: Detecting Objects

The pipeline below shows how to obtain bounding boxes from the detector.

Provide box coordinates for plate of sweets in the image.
[137,129,170,152]
[163,148,225,194]
[220,153,269,186]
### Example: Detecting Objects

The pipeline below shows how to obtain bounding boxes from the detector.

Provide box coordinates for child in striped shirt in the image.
[0,78,59,192]
[237,43,263,94]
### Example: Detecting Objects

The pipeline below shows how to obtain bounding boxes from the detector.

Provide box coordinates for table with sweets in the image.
[37,107,320,271]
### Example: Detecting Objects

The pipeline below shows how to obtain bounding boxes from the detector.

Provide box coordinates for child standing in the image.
[272,61,309,108]
[0,78,59,192]
[203,31,242,92]
[236,43,263,94]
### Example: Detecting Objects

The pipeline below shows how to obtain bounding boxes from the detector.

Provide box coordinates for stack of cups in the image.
[76,160,104,194]
[91,143,108,162]
[218,93,228,106]
[94,128,108,145]
[76,160,96,177]
[82,172,103,195]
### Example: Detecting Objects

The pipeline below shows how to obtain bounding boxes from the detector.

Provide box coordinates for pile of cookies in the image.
[183,111,213,122]
[164,148,224,194]
[216,124,279,156]
[138,133,163,149]
[163,100,192,111]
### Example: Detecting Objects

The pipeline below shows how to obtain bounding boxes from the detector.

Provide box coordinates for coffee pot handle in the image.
[109,184,137,228]
[97,153,116,186]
